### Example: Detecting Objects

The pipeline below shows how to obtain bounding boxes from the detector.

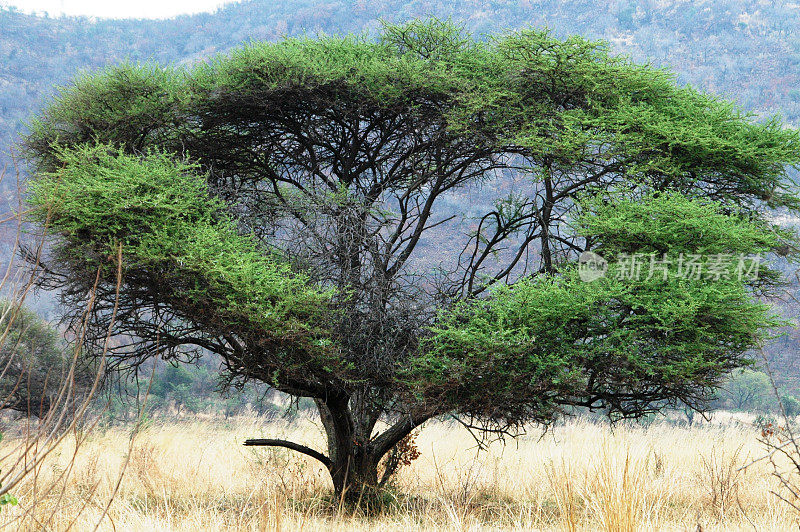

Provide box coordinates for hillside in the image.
[2,0,799,168]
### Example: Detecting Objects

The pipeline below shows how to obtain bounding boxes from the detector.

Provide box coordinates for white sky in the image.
[0,0,238,19]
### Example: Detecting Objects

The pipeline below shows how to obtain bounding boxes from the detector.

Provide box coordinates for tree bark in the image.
[317,393,382,500]
[247,393,430,502]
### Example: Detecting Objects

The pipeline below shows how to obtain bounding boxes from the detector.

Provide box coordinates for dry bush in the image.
[697,445,747,523]
[378,429,422,488]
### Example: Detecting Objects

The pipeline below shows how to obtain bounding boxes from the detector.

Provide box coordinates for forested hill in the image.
[2,0,800,173]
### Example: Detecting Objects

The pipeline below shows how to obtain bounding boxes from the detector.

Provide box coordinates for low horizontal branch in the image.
[244,438,332,469]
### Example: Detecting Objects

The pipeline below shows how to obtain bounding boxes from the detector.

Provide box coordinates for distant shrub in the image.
[782,395,800,417]
[0,303,94,417]
[720,369,774,412]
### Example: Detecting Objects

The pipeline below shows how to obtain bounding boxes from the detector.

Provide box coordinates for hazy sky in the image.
[0,0,238,19]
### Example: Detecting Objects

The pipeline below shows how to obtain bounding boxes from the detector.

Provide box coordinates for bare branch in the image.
[243,438,333,469]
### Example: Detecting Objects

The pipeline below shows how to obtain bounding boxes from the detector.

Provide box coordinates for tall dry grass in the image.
[0,415,797,531]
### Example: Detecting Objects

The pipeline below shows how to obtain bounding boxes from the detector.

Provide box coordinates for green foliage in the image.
[25,63,186,170]
[782,395,800,417]
[411,193,781,423]
[576,191,783,257]
[27,145,336,372]
[575,191,791,290]
[0,493,18,507]
[415,264,776,421]
[192,33,454,103]
[720,369,773,411]
[149,364,209,414]
[458,30,800,210]
[0,303,91,417]
[27,22,800,214]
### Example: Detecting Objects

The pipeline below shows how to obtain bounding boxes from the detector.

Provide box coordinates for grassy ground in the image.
[0,414,797,530]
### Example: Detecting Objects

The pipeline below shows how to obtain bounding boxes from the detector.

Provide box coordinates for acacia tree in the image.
[23,20,800,497]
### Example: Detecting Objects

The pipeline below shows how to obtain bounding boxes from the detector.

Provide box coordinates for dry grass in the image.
[0,415,798,531]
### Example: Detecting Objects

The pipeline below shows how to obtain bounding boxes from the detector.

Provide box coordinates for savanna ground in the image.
[1,413,798,531]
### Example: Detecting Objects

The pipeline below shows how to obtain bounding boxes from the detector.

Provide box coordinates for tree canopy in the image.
[23,20,800,497]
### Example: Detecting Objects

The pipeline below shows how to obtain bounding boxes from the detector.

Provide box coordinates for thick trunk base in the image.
[331,454,382,505]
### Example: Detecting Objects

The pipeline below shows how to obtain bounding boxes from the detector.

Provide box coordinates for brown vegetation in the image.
[1,417,799,531]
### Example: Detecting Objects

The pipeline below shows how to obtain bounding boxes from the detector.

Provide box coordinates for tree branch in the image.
[371,412,432,459]
[243,438,333,469]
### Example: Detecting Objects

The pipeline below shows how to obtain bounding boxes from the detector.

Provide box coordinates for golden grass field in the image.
[1,414,799,531]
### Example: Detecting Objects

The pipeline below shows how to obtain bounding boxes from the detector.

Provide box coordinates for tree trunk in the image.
[247,393,428,503]
[315,394,383,501]
[329,448,380,501]
[316,392,429,501]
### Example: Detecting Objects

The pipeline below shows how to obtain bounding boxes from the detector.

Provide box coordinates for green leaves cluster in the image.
[26,63,185,164]
[27,21,800,201]
[28,144,337,371]
[575,191,784,256]
[411,192,782,422]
